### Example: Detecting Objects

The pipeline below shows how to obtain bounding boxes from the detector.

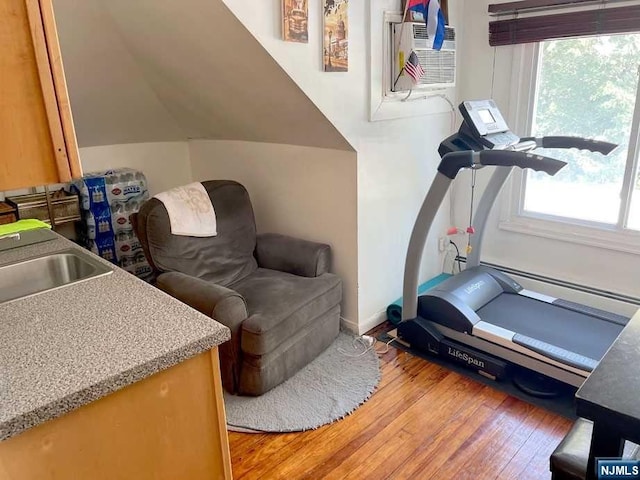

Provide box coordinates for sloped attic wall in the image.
[98,0,353,151]
[54,0,351,151]
[52,0,192,195]
[53,0,184,147]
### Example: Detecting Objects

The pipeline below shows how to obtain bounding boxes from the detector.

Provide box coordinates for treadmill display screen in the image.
[478,109,496,125]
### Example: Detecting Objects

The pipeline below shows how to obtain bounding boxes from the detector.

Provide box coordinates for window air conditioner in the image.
[392,23,456,91]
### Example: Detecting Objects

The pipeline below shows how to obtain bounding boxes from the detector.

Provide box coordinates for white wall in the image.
[454,0,639,315]
[189,140,358,325]
[222,0,461,331]
[79,142,192,195]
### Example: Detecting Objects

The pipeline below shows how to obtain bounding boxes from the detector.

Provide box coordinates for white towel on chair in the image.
[154,182,217,237]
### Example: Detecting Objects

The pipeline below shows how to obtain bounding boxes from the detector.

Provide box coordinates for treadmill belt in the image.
[477,293,623,362]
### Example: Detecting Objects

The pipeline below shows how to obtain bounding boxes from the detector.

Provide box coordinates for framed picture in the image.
[323,0,348,72]
[282,0,309,43]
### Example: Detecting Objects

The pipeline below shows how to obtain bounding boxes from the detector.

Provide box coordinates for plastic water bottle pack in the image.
[71,168,153,281]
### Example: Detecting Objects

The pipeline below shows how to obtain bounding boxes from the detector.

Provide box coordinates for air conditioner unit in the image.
[392,23,456,91]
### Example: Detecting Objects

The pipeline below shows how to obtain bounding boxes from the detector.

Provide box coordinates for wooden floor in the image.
[228,332,573,480]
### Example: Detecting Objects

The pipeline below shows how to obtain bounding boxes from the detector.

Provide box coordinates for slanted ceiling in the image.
[53,0,352,151]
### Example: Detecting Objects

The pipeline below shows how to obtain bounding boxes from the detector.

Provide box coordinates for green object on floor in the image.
[0,219,51,236]
[386,273,453,325]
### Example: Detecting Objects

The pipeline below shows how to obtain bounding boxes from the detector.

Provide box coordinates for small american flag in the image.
[404,51,425,84]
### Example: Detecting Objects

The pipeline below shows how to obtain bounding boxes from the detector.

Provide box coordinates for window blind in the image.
[489,0,620,15]
[488,2,640,46]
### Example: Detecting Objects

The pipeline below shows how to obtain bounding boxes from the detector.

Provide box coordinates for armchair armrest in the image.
[157,272,248,330]
[157,271,249,393]
[255,233,331,277]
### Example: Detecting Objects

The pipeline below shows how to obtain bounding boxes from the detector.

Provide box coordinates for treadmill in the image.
[397,99,629,390]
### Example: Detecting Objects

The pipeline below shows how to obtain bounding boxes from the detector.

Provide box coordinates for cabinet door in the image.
[0,0,81,192]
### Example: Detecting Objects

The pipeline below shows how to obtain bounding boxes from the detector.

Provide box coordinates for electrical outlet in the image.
[438,236,447,252]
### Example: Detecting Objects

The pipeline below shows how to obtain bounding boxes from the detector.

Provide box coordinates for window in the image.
[522,34,640,232]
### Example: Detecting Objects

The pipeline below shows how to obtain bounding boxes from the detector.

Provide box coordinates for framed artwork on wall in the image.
[282,0,309,43]
[323,0,348,72]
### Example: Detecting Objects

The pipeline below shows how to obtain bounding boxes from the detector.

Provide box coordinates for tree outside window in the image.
[524,34,640,230]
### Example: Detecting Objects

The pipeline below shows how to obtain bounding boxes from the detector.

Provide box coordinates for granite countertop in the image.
[0,234,230,441]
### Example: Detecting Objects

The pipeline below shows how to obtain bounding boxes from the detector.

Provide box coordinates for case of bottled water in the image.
[72,169,153,281]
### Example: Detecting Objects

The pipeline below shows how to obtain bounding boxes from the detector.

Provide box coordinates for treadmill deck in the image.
[477,293,624,362]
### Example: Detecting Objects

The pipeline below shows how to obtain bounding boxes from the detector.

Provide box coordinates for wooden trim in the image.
[38,0,82,179]
[0,350,232,480]
[24,0,71,183]
[210,348,233,480]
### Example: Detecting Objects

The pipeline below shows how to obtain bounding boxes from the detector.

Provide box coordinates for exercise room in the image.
[1,0,639,479]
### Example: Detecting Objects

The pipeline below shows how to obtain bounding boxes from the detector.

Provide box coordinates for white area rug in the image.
[224,333,381,433]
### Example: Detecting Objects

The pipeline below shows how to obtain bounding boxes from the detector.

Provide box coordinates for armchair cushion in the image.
[231,268,342,356]
[239,304,341,395]
[255,233,331,277]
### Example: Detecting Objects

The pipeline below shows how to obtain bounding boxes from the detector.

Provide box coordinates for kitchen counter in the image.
[0,233,230,442]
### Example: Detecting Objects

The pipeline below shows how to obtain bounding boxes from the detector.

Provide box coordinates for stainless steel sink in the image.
[0,248,113,305]
[0,228,58,252]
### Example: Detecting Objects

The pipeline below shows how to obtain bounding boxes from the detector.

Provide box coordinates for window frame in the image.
[498,40,640,256]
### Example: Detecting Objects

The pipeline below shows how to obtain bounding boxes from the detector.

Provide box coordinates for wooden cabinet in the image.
[0,0,81,192]
[0,348,233,480]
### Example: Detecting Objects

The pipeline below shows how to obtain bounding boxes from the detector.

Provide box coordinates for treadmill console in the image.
[459,100,520,150]
[439,100,522,157]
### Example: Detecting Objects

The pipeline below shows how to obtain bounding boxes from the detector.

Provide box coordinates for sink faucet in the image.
[0,233,20,242]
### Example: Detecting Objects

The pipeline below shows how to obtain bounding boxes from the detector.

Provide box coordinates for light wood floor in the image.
[228,333,573,480]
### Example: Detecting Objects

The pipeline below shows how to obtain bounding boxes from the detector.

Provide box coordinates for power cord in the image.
[338,335,397,357]
[375,337,397,355]
[338,335,376,358]
[442,240,463,274]
[450,240,463,273]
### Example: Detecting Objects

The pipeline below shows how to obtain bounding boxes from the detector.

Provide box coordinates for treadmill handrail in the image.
[437,151,475,179]
[403,151,565,321]
[467,136,618,268]
[478,150,566,175]
[437,150,566,180]
[519,136,618,155]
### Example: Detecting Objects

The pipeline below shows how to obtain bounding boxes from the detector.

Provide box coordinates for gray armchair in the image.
[133,180,342,395]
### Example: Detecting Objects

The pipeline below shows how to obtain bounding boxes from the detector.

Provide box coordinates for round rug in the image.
[224,332,381,433]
